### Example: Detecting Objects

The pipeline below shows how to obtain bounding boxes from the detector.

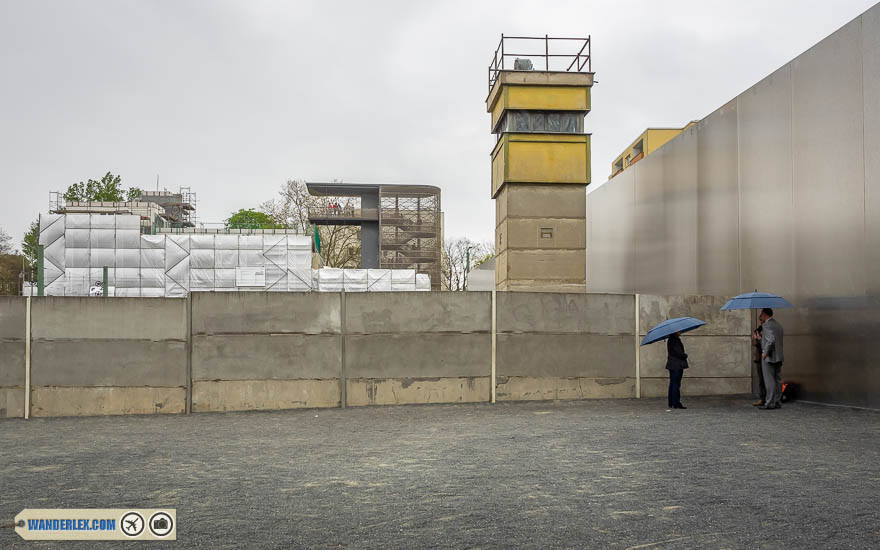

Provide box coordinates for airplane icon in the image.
[125,518,140,532]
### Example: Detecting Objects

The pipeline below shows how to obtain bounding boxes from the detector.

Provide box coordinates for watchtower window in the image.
[497,111,584,135]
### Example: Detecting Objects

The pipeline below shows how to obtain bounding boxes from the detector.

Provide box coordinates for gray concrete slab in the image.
[639,294,749,337]
[0,297,26,339]
[192,334,341,380]
[345,334,490,378]
[344,292,490,335]
[639,335,751,378]
[31,340,186,386]
[0,398,876,549]
[192,292,341,335]
[0,342,26,386]
[497,333,634,378]
[498,292,634,335]
[32,297,186,341]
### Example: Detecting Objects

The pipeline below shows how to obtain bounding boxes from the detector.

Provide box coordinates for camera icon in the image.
[148,512,174,537]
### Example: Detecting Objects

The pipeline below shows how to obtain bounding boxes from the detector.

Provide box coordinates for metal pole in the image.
[491,288,497,404]
[36,245,44,297]
[635,294,640,399]
[24,295,31,419]
[545,34,549,71]
[102,266,108,297]
[340,290,347,408]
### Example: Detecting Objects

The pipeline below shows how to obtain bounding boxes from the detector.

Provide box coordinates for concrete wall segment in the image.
[497,292,634,334]
[31,297,186,341]
[497,333,634,378]
[345,333,490,378]
[192,334,341,381]
[192,292,341,335]
[31,340,186,386]
[344,292,490,334]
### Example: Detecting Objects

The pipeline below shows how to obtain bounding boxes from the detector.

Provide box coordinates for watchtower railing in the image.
[488,35,591,92]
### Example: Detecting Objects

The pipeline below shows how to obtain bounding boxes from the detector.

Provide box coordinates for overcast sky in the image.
[1,0,876,247]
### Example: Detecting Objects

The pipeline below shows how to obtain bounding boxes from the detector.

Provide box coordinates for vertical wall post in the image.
[36,245,44,297]
[491,289,497,404]
[24,296,31,419]
[340,291,347,409]
[635,293,641,399]
[185,292,193,414]
[102,266,108,297]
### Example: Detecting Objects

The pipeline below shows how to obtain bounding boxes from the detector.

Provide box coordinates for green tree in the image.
[226,208,282,229]
[21,219,39,273]
[63,172,141,202]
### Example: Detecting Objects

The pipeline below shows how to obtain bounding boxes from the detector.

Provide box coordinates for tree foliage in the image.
[21,219,39,273]
[442,237,494,291]
[260,179,361,268]
[225,208,281,229]
[63,172,142,202]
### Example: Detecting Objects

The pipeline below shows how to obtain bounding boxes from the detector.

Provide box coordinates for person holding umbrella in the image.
[640,317,706,410]
[720,292,793,408]
[666,331,689,409]
[758,307,785,409]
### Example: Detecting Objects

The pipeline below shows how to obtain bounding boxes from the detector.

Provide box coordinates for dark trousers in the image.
[754,360,766,401]
[668,369,683,407]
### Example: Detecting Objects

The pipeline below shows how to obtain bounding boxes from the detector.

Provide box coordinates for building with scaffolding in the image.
[307,183,442,290]
[49,187,197,234]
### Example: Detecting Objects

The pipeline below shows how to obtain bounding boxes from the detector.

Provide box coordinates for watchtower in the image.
[487,36,593,292]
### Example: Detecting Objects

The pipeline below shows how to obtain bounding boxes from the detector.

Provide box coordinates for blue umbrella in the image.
[720,292,794,311]
[640,317,706,346]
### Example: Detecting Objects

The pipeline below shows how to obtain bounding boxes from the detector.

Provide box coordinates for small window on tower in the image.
[540,227,553,239]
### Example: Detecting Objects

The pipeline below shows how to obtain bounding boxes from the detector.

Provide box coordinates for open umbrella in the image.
[720,292,794,311]
[640,317,706,346]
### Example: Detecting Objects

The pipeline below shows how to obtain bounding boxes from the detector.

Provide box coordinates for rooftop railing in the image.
[488,35,591,92]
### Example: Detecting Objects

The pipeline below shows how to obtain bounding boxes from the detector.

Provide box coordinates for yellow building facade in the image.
[488,66,594,292]
[609,122,698,179]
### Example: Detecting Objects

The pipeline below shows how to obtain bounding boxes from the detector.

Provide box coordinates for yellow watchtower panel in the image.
[487,36,594,292]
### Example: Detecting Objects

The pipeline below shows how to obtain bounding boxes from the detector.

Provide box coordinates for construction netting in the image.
[38,214,429,296]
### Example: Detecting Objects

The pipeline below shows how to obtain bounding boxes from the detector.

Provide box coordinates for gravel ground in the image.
[1,397,878,549]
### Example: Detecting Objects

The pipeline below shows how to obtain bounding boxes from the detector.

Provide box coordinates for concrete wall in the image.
[0,297,26,418]
[191,292,342,412]
[30,297,187,416]
[2,290,753,418]
[496,292,637,400]
[587,4,880,409]
[344,292,492,405]
[639,295,751,398]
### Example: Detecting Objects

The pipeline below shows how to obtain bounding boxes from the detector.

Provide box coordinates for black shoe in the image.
[759,405,775,410]
[674,404,686,409]
[774,404,782,409]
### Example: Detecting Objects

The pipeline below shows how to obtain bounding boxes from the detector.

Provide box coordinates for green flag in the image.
[313,225,321,254]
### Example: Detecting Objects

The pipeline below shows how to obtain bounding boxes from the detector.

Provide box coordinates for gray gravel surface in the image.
[1,397,878,549]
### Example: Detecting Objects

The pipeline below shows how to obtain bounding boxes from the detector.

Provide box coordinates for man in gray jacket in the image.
[759,308,784,409]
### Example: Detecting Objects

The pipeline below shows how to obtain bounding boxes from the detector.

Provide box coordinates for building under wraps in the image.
[37,214,429,296]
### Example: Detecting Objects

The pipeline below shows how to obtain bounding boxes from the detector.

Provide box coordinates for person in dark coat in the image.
[666,331,688,409]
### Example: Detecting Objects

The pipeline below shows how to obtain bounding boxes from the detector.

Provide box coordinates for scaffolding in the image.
[379,185,441,291]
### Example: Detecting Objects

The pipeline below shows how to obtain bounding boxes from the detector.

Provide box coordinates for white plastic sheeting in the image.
[38,214,431,296]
